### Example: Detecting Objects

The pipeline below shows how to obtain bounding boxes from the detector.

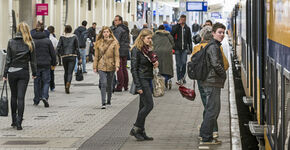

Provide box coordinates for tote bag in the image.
[0,81,8,116]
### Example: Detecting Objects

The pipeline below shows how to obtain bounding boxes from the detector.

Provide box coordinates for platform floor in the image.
[0,37,234,150]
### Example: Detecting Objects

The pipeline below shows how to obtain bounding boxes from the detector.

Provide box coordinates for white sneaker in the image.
[213,132,219,138]
[101,105,106,109]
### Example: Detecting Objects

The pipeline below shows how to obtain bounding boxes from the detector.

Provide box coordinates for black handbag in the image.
[0,81,9,116]
[129,82,138,95]
[75,64,84,81]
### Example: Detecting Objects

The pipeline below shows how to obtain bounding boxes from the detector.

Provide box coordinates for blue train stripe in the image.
[268,39,290,71]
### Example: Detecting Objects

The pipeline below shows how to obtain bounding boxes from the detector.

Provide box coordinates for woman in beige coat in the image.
[93,26,120,109]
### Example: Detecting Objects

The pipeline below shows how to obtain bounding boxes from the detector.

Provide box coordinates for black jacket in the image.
[32,32,56,69]
[56,34,80,60]
[113,24,130,57]
[171,23,192,52]
[4,33,37,78]
[201,39,226,88]
[87,27,96,42]
[74,26,87,48]
[131,47,153,91]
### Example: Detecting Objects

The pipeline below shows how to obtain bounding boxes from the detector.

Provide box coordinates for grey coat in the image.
[153,30,174,77]
[201,39,226,88]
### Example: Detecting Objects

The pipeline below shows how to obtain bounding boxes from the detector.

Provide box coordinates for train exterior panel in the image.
[230,0,290,149]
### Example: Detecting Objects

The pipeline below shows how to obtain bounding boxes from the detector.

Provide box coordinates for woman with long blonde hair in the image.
[129,29,158,141]
[93,26,120,109]
[3,22,37,130]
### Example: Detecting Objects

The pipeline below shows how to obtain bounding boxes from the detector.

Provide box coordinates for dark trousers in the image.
[50,69,55,90]
[57,54,62,65]
[34,68,51,103]
[134,78,154,129]
[62,56,76,84]
[8,69,29,118]
[200,87,221,141]
[116,56,128,90]
[175,50,188,81]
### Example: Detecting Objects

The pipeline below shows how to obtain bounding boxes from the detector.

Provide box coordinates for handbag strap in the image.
[1,81,7,98]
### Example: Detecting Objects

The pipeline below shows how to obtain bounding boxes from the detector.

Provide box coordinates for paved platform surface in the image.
[0,58,231,150]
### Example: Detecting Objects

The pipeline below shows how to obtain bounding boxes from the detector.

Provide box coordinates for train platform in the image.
[0,38,240,150]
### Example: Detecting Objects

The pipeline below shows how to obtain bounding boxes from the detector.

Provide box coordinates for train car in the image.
[230,0,290,149]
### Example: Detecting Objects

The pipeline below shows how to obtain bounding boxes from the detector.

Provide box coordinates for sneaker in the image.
[42,99,49,108]
[199,139,222,145]
[83,71,87,73]
[106,102,111,106]
[101,104,106,109]
[33,102,39,106]
[176,80,183,85]
[213,132,219,138]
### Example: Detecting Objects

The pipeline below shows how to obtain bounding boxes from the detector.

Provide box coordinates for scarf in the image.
[141,45,158,64]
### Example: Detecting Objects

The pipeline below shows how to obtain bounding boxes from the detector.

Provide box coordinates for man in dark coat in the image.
[113,15,130,92]
[74,20,87,73]
[171,15,192,85]
[32,25,56,107]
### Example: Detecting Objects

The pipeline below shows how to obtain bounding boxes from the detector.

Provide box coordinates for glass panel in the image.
[284,78,290,150]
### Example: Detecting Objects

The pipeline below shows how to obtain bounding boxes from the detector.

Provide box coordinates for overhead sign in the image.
[211,12,222,19]
[186,2,208,11]
[36,3,48,16]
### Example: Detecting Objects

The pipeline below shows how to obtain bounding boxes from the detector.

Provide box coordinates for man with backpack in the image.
[197,22,227,145]
[74,20,88,73]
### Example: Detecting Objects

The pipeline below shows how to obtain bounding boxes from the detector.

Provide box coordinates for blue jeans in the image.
[75,49,86,72]
[197,81,218,132]
[200,87,221,141]
[175,50,187,81]
[33,68,51,103]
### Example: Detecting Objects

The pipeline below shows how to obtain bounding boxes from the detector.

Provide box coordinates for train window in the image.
[285,78,290,150]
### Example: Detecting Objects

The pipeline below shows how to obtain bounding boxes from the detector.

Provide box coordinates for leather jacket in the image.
[131,47,153,91]
[171,23,192,51]
[201,39,226,88]
[3,33,37,78]
[56,34,80,60]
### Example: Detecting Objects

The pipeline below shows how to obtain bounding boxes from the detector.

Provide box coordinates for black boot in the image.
[130,126,145,141]
[11,113,17,127]
[65,82,70,94]
[16,116,23,130]
[142,129,154,141]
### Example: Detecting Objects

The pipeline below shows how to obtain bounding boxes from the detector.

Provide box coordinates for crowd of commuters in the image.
[2,14,228,146]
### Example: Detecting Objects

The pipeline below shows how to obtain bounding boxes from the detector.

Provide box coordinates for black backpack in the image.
[187,42,213,81]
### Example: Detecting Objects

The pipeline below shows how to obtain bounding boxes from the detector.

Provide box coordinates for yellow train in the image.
[230,0,290,149]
